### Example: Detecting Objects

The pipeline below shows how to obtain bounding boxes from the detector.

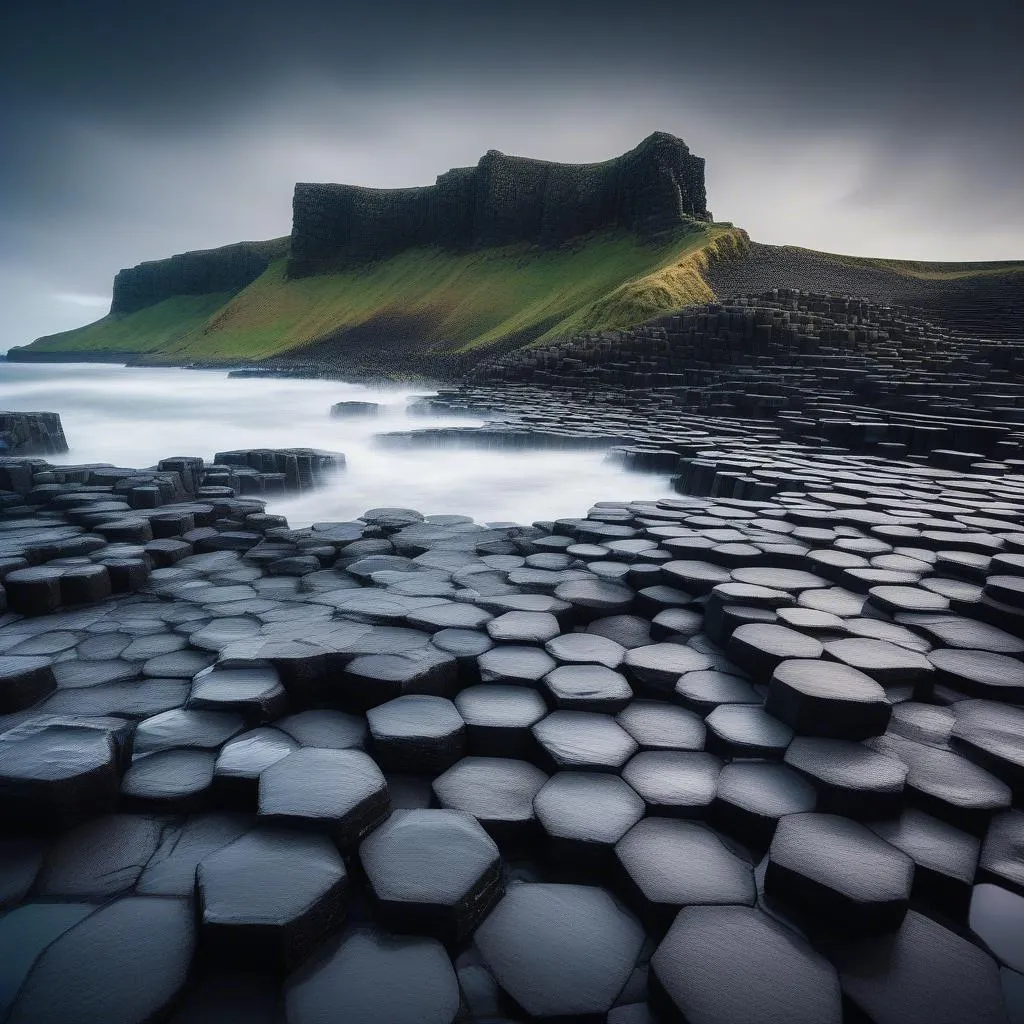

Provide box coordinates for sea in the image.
[0,362,676,527]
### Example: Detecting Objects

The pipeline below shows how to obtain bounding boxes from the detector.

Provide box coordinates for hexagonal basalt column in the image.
[453,684,547,758]
[197,827,348,971]
[541,663,633,712]
[831,910,1008,1024]
[0,723,120,832]
[432,757,548,844]
[711,761,817,852]
[615,818,756,928]
[651,906,843,1024]
[784,737,907,818]
[765,812,914,934]
[213,727,298,806]
[623,643,714,694]
[366,695,466,774]
[533,771,645,867]
[4,896,195,1024]
[258,748,390,850]
[187,664,288,725]
[0,656,56,713]
[766,659,891,739]
[474,883,644,1020]
[359,808,502,944]
[531,710,638,773]
[342,647,459,710]
[727,624,824,684]
[621,750,722,818]
[285,926,460,1024]
[704,704,794,759]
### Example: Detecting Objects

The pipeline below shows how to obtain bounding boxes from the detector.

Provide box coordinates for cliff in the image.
[111,238,289,314]
[10,130,1021,374]
[288,132,711,275]
[12,225,741,368]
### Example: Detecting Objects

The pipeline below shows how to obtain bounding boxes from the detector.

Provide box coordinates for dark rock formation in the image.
[458,288,1024,461]
[111,238,289,315]
[1,408,1024,1016]
[330,402,382,418]
[704,242,1024,338]
[288,132,711,276]
[0,412,68,456]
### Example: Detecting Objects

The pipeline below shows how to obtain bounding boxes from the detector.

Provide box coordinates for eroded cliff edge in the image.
[111,238,290,315]
[288,131,711,274]
[9,131,1021,372]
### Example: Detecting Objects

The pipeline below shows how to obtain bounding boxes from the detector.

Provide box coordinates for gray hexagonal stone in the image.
[359,808,502,943]
[197,826,348,971]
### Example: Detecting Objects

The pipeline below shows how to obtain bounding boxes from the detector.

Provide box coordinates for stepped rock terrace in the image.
[1,334,1023,1018]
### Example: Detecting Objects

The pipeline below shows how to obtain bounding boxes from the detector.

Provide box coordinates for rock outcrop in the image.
[13,131,1020,371]
[288,132,711,276]
[0,411,68,455]
[111,238,289,315]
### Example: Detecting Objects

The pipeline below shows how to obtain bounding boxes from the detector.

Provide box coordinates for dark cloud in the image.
[2,0,1022,349]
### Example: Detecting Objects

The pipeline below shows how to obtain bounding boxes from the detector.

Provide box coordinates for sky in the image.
[2,0,1022,350]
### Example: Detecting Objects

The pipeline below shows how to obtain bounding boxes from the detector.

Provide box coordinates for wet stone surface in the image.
[474,882,645,1019]
[785,737,908,818]
[366,694,466,774]
[258,747,390,849]
[766,812,915,934]
[533,771,645,866]
[616,817,757,925]
[651,905,843,1024]
[359,808,502,944]
[285,926,460,1024]
[2,429,1024,1019]
[196,826,348,971]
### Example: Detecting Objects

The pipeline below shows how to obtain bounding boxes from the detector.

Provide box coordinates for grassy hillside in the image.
[546,228,748,341]
[16,228,1021,367]
[22,293,236,357]
[16,226,744,363]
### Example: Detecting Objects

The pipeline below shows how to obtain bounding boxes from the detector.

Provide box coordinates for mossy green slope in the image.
[21,226,742,363]
[19,228,1022,365]
[23,293,236,357]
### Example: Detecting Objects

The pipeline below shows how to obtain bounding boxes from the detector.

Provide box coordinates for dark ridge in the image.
[704,242,1024,338]
[110,238,289,315]
[287,132,711,276]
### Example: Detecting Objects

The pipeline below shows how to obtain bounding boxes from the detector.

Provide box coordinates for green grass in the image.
[20,227,1020,365]
[23,293,236,356]
[188,226,735,359]
[541,227,747,342]
[19,226,743,362]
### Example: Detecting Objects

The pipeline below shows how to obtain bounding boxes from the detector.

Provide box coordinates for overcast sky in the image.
[2,0,1022,350]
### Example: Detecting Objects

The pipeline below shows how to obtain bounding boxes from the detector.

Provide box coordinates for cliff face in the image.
[111,238,289,314]
[288,132,711,276]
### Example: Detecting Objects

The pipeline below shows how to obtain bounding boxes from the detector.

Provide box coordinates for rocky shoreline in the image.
[0,411,69,457]
[1,373,1023,1020]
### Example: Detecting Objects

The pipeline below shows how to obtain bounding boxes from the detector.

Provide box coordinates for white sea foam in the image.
[0,362,675,526]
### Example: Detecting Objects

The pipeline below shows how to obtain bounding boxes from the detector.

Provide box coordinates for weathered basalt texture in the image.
[288,132,711,276]
[0,412,68,456]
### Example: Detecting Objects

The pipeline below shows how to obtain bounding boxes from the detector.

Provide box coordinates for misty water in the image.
[0,362,675,526]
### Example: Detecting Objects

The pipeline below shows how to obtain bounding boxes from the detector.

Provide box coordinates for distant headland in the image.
[9,132,1022,376]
